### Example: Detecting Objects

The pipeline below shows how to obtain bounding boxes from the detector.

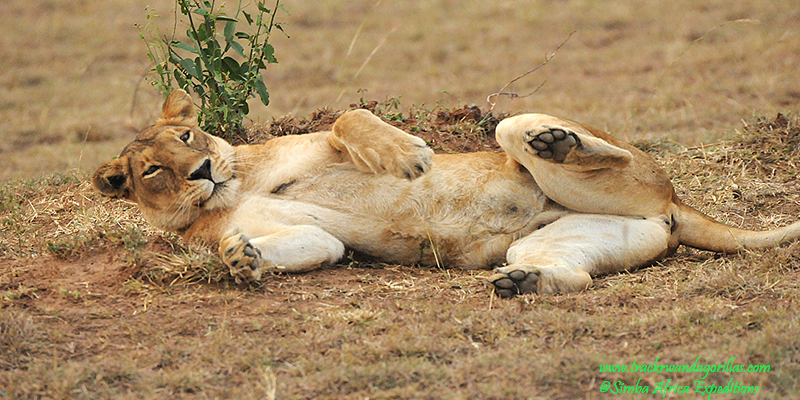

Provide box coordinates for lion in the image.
[92,90,800,297]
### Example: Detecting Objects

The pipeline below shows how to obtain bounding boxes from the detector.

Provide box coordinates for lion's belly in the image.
[261,152,550,269]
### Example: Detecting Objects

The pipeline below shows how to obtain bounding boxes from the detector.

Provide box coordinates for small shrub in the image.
[139,0,287,140]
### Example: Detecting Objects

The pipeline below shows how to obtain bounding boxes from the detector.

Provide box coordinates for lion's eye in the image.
[143,165,161,177]
[180,131,192,143]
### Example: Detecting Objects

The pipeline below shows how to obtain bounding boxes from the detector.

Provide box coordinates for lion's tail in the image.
[674,201,800,253]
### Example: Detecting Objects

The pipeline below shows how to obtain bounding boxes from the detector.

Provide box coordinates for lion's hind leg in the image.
[498,114,633,170]
[488,214,671,297]
[526,128,578,162]
[495,113,674,217]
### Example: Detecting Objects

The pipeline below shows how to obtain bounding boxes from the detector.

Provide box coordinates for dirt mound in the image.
[242,108,344,144]
[243,101,505,154]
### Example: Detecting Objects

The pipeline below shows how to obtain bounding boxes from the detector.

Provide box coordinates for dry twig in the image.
[486,31,575,113]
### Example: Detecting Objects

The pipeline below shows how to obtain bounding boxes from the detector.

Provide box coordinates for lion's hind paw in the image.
[487,268,540,298]
[526,128,579,163]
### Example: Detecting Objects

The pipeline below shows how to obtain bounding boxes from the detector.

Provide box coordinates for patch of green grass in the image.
[46,235,90,260]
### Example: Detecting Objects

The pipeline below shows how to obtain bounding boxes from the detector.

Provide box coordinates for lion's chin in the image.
[198,177,240,211]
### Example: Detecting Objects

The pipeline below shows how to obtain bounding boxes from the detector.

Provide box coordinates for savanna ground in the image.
[1,0,800,398]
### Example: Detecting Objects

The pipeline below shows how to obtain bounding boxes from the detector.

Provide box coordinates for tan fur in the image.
[93,90,800,296]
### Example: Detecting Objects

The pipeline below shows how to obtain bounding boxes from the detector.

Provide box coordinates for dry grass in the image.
[2,0,799,179]
[2,0,800,397]
[2,112,800,398]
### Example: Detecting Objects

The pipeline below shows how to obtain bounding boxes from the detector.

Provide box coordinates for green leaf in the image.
[192,8,209,16]
[174,69,187,88]
[242,11,253,25]
[194,57,203,78]
[206,43,221,60]
[171,40,198,54]
[179,58,198,78]
[209,56,222,76]
[224,21,236,44]
[254,78,269,106]
[168,52,183,65]
[230,41,246,58]
[221,57,241,79]
[186,29,198,42]
[263,43,278,64]
[196,25,209,42]
[177,0,190,15]
[235,32,250,39]
[216,15,238,22]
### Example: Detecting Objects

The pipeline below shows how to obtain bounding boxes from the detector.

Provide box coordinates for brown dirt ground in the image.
[2,112,800,399]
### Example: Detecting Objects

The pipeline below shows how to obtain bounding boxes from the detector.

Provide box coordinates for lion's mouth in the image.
[197,176,235,208]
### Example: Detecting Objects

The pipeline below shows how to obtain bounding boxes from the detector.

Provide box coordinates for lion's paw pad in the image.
[220,233,264,283]
[526,128,579,162]
[487,269,539,298]
[396,139,434,180]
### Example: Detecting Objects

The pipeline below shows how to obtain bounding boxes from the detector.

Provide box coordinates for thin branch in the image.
[345,0,383,58]
[491,80,548,102]
[335,26,397,103]
[352,26,397,81]
[486,31,575,113]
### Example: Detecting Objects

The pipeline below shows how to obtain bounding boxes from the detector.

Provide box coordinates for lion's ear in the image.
[157,89,197,127]
[92,157,135,201]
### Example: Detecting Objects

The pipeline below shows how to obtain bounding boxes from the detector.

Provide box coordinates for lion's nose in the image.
[189,159,214,182]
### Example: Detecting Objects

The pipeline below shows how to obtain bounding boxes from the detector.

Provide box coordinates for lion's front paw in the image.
[398,137,434,180]
[525,128,579,163]
[219,230,267,283]
[377,134,433,180]
[332,110,434,180]
[486,268,540,298]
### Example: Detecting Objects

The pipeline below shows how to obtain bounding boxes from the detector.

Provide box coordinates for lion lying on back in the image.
[92,90,800,297]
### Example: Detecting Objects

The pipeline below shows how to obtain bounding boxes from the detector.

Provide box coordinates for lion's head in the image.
[92,90,240,232]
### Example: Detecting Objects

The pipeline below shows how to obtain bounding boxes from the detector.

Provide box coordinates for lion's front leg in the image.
[329,109,433,180]
[219,225,345,283]
[488,214,672,297]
